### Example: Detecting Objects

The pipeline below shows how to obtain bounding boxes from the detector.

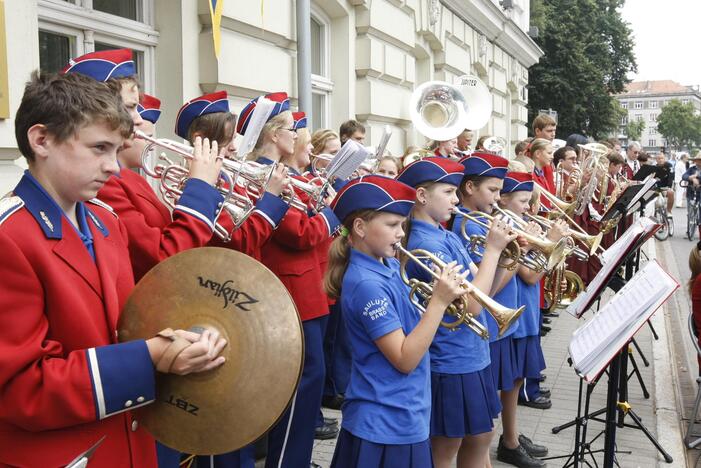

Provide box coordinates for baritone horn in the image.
[395,243,524,338]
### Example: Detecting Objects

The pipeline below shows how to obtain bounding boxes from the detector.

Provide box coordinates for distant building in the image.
[615,80,701,153]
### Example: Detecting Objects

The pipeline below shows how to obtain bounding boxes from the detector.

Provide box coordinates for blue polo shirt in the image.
[451,206,519,342]
[341,248,430,444]
[405,219,490,374]
[514,275,540,338]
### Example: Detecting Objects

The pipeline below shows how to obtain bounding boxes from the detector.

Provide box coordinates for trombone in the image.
[395,243,524,338]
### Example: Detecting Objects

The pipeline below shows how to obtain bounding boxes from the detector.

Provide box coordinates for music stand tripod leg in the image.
[631,337,649,367]
[626,346,650,399]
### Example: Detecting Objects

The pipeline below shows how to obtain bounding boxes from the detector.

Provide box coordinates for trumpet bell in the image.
[410,81,469,142]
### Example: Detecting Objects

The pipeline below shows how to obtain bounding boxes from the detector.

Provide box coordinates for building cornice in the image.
[441,0,543,67]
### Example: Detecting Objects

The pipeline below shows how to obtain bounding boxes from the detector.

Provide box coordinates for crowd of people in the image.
[0,46,692,468]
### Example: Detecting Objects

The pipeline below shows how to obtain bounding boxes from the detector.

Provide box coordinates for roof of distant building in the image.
[617,80,700,98]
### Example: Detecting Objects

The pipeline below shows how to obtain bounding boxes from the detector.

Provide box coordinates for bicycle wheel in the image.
[689,203,698,240]
[654,207,670,241]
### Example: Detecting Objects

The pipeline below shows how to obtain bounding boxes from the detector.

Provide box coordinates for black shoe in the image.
[538,386,551,398]
[543,310,559,317]
[311,463,322,468]
[497,436,546,467]
[541,325,551,332]
[321,394,344,410]
[518,434,549,457]
[314,421,339,440]
[543,318,551,324]
[518,395,552,410]
[540,329,548,337]
[323,417,338,427]
[538,374,547,383]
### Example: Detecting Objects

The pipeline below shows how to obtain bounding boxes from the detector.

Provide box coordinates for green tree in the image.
[657,99,701,150]
[625,118,645,142]
[528,0,637,139]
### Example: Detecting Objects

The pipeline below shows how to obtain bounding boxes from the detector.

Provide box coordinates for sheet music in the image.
[566,217,659,318]
[626,176,658,211]
[569,260,678,381]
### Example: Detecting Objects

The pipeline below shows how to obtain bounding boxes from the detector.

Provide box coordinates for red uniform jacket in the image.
[0,173,157,467]
[259,163,340,321]
[98,168,287,280]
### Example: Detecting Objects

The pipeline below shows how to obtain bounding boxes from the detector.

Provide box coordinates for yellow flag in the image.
[209,0,223,58]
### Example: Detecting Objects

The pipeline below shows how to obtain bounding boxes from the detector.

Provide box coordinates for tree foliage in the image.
[624,118,645,142]
[528,0,637,139]
[657,99,701,150]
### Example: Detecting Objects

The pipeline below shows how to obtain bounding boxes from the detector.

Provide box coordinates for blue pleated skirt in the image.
[513,336,546,380]
[330,429,433,468]
[430,368,502,437]
[489,335,519,391]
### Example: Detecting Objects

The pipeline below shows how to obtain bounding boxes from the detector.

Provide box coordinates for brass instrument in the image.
[402,149,434,167]
[395,243,524,338]
[523,212,602,257]
[544,264,585,311]
[457,211,521,271]
[462,208,575,272]
[574,143,610,216]
[310,153,334,177]
[118,247,303,454]
[482,136,507,157]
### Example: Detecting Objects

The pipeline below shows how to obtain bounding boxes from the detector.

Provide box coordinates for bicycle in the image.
[682,180,701,240]
[653,188,674,241]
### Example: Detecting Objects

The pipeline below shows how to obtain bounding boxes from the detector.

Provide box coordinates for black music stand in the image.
[548,214,669,467]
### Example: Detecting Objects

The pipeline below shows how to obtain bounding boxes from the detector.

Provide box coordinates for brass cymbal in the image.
[118,247,303,455]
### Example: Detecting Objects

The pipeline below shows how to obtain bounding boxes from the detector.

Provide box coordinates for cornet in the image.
[395,243,523,338]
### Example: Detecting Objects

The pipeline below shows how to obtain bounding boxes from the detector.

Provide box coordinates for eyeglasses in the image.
[279,127,297,133]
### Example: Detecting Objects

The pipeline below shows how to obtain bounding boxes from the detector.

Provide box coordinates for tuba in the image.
[410,80,470,142]
[544,264,585,311]
[395,243,523,338]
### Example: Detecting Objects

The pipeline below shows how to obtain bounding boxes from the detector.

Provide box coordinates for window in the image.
[649,113,657,122]
[38,0,157,90]
[683,99,690,105]
[649,127,657,135]
[649,139,656,147]
[309,9,333,131]
[634,101,643,109]
[620,116,628,125]
[635,113,643,121]
[621,102,628,109]
[649,101,658,109]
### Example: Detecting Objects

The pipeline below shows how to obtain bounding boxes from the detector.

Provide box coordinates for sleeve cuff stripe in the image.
[320,212,332,236]
[174,205,215,231]
[253,209,276,228]
[87,348,107,420]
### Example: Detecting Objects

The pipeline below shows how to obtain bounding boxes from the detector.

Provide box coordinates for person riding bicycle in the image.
[682,154,701,238]
[655,152,675,218]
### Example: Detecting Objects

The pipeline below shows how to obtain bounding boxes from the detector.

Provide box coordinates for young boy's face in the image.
[38,123,122,207]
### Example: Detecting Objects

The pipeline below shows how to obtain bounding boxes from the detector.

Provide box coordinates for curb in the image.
[648,239,689,467]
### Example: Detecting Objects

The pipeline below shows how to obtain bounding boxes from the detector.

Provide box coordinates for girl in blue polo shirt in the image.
[451,153,546,467]
[324,175,466,468]
[396,157,515,468]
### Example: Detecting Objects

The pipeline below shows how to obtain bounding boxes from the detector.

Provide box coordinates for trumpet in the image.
[461,208,574,273]
[395,243,524,338]
[523,213,601,257]
[457,210,521,271]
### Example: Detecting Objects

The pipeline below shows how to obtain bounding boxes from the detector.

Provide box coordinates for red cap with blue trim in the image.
[174,90,230,139]
[397,156,465,188]
[292,111,307,130]
[137,94,162,124]
[331,175,416,222]
[459,152,509,179]
[62,48,135,82]
[236,92,290,136]
[501,171,534,193]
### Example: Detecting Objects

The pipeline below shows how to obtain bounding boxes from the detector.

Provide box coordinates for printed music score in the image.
[568,260,678,382]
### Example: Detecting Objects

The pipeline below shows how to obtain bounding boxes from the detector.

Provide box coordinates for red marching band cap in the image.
[137,94,162,124]
[397,157,465,188]
[174,90,230,139]
[62,48,136,82]
[236,92,290,136]
[459,152,509,179]
[331,175,416,223]
[501,171,534,193]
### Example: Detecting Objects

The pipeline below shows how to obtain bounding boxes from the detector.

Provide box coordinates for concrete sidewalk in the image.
[312,238,687,467]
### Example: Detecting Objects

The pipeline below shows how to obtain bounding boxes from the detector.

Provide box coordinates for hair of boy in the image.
[339,119,365,143]
[15,70,133,162]
[532,114,556,134]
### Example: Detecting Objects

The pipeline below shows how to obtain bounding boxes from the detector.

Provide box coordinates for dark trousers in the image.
[323,302,352,398]
[266,315,329,468]
[156,441,255,468]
